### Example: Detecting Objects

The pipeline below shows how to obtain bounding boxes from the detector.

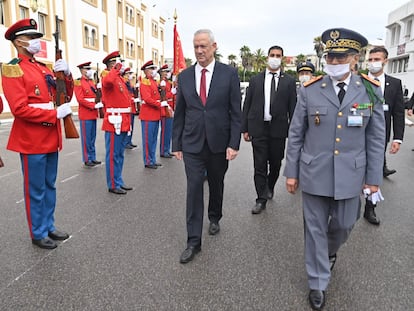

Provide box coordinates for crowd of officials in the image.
[0,18,409,310]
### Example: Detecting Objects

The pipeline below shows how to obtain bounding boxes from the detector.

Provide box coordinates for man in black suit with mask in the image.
[241,45,297,214]
[365,46,405,225]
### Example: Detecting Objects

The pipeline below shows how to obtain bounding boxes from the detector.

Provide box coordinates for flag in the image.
[173,23,186,76]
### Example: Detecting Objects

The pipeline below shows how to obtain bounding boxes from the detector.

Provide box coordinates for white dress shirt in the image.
[195,60,215,99]
[264,69,280,121]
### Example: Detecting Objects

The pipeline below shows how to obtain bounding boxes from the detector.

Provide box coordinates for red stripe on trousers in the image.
[22,155,34,239]
[109,133,115,189]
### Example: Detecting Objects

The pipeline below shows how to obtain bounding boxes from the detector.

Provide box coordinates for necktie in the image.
[270,72,277,103]
[200,68,207,105]
[337,82,346,104]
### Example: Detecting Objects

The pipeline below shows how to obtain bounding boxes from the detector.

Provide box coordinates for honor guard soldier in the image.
[2,19,74,249]
[122,67,138,149]
[74,61,102,167]
[297,61,315,86]
[139,60,164,169]
[101,51,133,194]
[158,64,176,158]
[284,28,385,310]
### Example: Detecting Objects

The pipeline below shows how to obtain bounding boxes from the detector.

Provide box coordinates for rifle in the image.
[133,68,141,114]
[95,63,104,118]
[53,15,79,139]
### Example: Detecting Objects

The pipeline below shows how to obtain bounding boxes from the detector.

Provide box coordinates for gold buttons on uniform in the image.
[334,150,339,155]
[338,112,343,116]
[336,138,341,142]
[337,124,342,129]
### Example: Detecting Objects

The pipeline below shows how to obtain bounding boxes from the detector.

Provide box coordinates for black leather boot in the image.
[364,199,380,225]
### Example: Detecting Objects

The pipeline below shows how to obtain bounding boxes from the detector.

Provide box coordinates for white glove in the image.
[133,98,141,103]
[363,188,385,205]
[54,59,70,76]
[57,103,72,119]
[160,101,169,107]
[135,82,140,88]
[171,87,177,95]
[160,80,166,87]
[172,75,177,82]
[94,102,104,109]
[96,82,102,89]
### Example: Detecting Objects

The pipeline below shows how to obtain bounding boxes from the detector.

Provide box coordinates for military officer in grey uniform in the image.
[284,28,385,310]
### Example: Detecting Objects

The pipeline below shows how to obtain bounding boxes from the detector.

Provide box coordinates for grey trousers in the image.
[302,192,361,290]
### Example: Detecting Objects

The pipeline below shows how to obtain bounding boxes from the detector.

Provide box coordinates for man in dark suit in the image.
[365,46,405,225]
[172,29,242,264]
[241,45,297,214]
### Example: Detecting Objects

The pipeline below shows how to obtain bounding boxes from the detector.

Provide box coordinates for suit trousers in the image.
[251,124,286,203]
[20,152,58,240]
[302,192,361,290]
[183,141,229,247]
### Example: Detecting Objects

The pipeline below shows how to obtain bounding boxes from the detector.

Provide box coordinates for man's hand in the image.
[172,151,183,160]
[226,147,238,160]
[389,142,401,154]
[286,178,298,194]
[408,108,413,116]
[243,132,251,142]
[363,184,379,194]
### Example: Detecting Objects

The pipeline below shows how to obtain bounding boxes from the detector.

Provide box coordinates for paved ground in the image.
[0,117,413,311]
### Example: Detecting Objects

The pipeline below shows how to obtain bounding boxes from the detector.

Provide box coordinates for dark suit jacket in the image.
[384,74,405,142]
[241,71,297,138]
[172,62,242,154]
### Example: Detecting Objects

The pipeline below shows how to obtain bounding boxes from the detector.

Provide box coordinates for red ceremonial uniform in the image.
[139,77,162,121]
[159,77,174,117]
[2,54,74,153]
[101,65,131,132]
[0,96,3,113]
[74,76,98,120]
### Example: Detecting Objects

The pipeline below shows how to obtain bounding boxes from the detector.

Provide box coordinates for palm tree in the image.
[313,36,324,71]
[228,54,237,67]
[252,48,267,72]
[214,49,223,62]
[296,54,307,65]
[240,45,253,81]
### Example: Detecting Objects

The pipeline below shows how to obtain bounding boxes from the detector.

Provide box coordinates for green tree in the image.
[228,54,237,67]
[313,36,324,71]
[252,48,267,72]
[214,49,223,62]
[296,54,307,65]
[185,58,193,67]
[240,45,253,81]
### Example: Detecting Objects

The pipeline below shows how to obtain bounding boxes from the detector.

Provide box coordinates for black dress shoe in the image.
[125,144,134,149]
[32,237,57,249]
[383,167,396,177]
[154,162,163,167]
[179,246,201,264]
[48,229,70,241]
[329,254,337,271]
[108,188,127,194]
[91,160,102,165]
[145,164,158,169]
[309,290,326,310]
[130,143,137,148]
[364,205,380,225]
[84,161,96,167]
[251,202,266,214]
[267,189,274,200]
[160,154,173,158]
[208,222,220,235]
[121,185,133,191]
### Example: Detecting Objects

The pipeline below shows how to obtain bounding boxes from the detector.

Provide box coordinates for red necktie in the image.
[200,68,207,105]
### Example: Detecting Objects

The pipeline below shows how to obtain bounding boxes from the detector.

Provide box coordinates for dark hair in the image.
[369,46,388,59]
[268,45,284,56]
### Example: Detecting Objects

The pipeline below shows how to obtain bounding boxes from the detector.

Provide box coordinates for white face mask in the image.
[166,72,172,80]
[20,38,41,54]
[151,70,158,78]
[368,61,383,74]
[267,57,281,70]
[86,69,95,79]
[299,75,311,84]
[324,63,350,80]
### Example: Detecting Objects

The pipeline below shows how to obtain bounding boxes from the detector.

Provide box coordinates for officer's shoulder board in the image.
[100,70,109,78]
[74,78,81,86]
[1,58,23,78]
[303,75,323,87]
[141,77,151,86]
[360,73,381,87]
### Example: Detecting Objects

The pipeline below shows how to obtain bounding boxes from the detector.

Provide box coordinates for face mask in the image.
[128,74,134,81]
[267,57,281,70]
[299,75,311,84]
[324,63,350,80]
[20,38,41,54]
[368,61,383,74]
[86,69,94,79]
[151,70,158,78]
[166,72,172,80]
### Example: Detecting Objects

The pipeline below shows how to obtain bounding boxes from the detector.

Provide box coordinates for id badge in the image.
[383,104,389,111]
[347,115,363,127]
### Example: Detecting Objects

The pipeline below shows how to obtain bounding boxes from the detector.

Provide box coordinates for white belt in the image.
[28,102,54,110]
[107,108,131,113]
[85,98,95,103]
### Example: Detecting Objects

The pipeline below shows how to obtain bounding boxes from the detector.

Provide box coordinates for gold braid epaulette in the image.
[141,77,151,86]
[101,70,109,78]
[1,63,23,78]
[303,75,323,87]
[74,79,81,86]
[360,73,381,87]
